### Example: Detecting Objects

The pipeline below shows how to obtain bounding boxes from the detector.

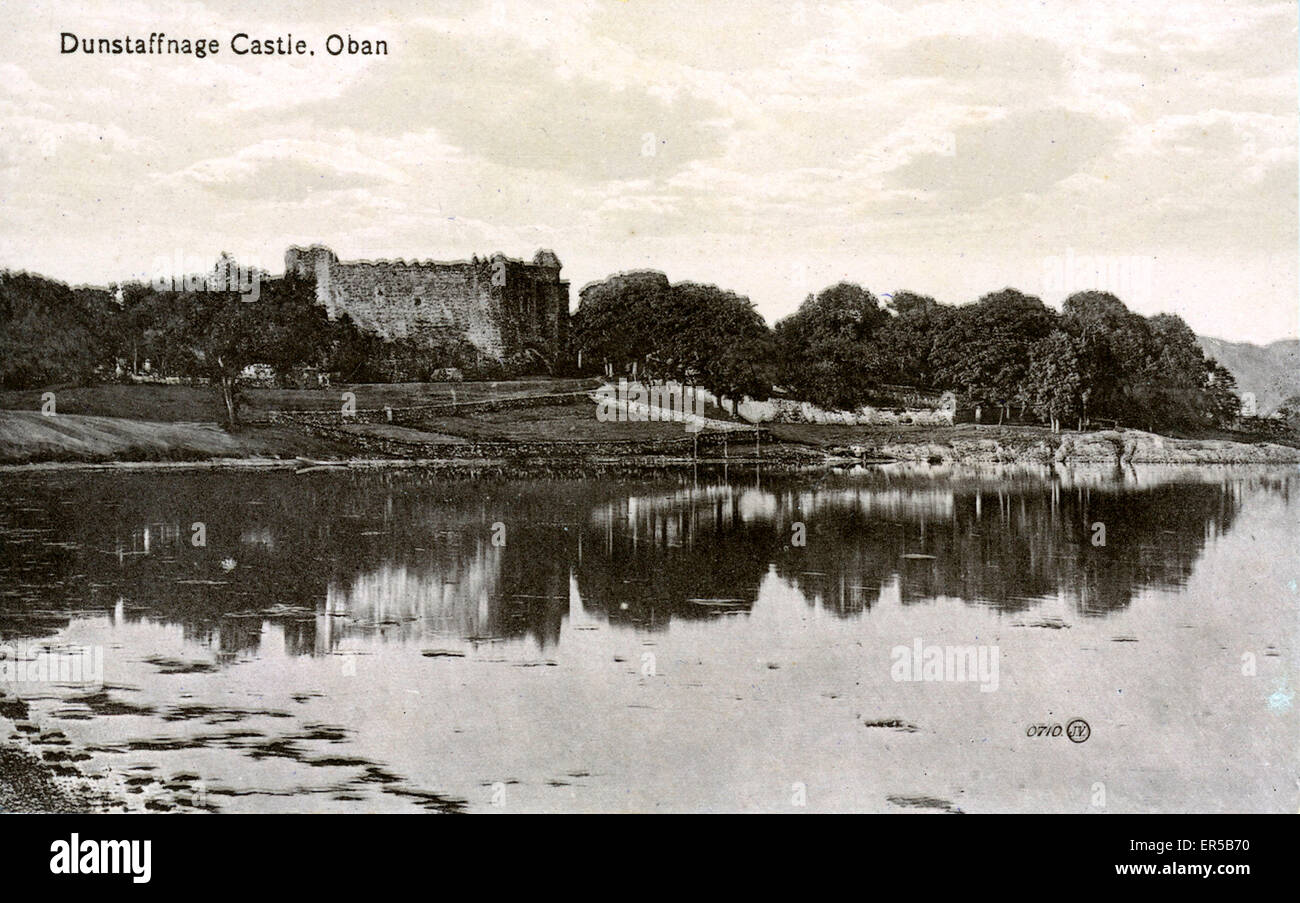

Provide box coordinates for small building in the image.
[238,363,277,387]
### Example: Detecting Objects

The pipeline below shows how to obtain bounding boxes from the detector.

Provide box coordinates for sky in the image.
[0,0,1296,343]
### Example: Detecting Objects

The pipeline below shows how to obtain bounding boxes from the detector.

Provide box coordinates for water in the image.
[0,464,1295,812]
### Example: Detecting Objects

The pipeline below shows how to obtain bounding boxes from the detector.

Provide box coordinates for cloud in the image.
[885,107,1122,203]
[879,32,1068,87]
[168,140,404,200]
[268,25,730,182]
[0,0,1294,341]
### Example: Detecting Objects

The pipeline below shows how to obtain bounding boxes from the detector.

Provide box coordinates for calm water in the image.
[1,464,1296,812]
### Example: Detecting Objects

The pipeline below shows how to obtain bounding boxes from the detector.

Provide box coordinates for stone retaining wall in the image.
[246,391,591,426]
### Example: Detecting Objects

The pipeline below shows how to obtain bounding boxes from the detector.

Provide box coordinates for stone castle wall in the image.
[284,245,569,365]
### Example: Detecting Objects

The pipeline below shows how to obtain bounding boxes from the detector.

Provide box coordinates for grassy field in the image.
[247,377,598,412]
[0,406,747,465]
[0,381,746,464]
[0,410,242,462]
[0,378,599,422]
[401,403,725,442]
[4,382,1295,466]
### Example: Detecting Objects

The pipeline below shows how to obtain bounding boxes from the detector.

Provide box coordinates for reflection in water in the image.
[0,464,1295,813]
[0,466,1280,654]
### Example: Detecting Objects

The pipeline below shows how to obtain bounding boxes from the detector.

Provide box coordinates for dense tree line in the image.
[0,264,527,425]
[0,271,118,388]
[115,267,493,398]
[572,271,776,404]
[574,273,1241,432]
[2,266,375,394]
[4,261,1244,434]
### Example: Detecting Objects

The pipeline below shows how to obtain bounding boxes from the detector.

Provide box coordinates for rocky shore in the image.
[0,690,104,813]
[848,429,1300,466]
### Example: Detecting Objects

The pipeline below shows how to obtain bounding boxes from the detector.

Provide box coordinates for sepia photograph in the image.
[0,0,1295,882]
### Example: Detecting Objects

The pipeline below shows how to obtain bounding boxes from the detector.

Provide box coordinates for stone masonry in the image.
[284,245,570,366]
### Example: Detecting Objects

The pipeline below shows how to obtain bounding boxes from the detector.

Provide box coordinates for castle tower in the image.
[284,245,338,317]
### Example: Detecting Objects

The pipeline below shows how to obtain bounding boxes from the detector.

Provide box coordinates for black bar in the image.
[0,814,1282,891]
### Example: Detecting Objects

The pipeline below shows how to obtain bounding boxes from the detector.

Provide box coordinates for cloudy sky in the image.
[0,0,1295,342]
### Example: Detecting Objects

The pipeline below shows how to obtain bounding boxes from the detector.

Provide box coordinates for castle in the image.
[284,245,570,367]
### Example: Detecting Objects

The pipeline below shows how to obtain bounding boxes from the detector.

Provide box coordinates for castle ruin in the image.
[284,245,570,367]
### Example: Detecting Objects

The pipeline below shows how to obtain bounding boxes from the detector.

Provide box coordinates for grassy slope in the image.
[0,410,355,464]
[0,410,242,463]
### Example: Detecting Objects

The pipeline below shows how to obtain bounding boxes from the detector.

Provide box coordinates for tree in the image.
[258,271,336,381]
[1061,294,1230,431]
[571,270,776,405]
[112,280,186,376]
[1021,331,1084,432]
[775,282,889,410]
[161,285,266,427]
[665,283,775,404]
[1275,395,1300,433]
[0,270,115,388]
[1203,359,1241,428]
[1144,314,1206,388]
[1129,313,1224,430]
[888,290,940,317]
[322,312,382,382]
[1060,290,1152,425]
[933,288,1056,422]
[571,271,672,378]
[873,291,953,389]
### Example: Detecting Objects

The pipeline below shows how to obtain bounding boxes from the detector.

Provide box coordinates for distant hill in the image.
[1197,336,1300,414]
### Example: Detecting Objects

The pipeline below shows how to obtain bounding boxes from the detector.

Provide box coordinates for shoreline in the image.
[0,690,110,814]
[4,407,1298,474]
[3,441,1298,476]
[0,743,104,814]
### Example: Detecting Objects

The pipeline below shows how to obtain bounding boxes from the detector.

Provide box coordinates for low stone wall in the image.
[246,390,590,426]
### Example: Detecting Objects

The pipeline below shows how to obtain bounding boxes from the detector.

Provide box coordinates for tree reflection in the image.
[0,467,1284,659]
